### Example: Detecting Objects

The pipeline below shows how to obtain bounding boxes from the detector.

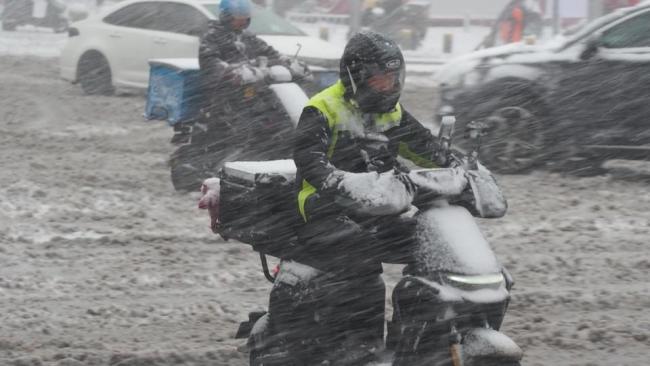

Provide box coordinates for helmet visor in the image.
[351,61,406,113]
[363,62,405,95]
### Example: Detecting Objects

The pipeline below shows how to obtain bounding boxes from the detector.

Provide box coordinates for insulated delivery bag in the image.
[217,160,300,258]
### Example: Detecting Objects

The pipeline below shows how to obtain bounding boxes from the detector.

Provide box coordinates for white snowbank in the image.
[0,28,66,58]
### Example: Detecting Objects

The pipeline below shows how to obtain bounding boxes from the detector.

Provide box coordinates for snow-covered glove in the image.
[225,64,264,85]
[290,59,309,77]
[408,167,468,197]
[464,162,507,218]
[198,178,221,234]
[335,171,414,216]
[279,54,293,66]
[284,59,310,81]
[277,55,311,80]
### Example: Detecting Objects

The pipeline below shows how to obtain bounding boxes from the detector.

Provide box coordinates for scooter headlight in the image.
[443,273,505,290]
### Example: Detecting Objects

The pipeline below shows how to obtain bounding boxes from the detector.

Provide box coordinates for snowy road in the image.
[0,56,649,366]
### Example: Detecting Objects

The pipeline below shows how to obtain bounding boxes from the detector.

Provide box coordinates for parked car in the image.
[59,0,342,95]
[434,2,650,175]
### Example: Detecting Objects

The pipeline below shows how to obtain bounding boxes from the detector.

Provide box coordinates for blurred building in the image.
[427,0,512,21]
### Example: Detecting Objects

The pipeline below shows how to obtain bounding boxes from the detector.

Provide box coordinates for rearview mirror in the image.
[435,115,456,166]
[580,36,602,61]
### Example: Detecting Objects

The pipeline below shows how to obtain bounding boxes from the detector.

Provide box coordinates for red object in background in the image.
[198,178,221,234]
[499,4,525,44]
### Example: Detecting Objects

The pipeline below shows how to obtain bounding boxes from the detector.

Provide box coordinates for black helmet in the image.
[219,0,252,32]
[340,31,405,114]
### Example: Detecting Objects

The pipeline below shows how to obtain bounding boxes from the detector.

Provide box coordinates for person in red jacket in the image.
[482,0,543,48]
[499,0,525,44]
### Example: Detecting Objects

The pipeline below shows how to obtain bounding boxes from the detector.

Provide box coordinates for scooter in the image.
[1,0,68,32]
[168,57,310,192]
[200,117,523,365]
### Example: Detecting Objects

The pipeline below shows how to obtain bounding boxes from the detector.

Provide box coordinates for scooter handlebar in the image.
[334,163,506,219]
[225,61,305,85]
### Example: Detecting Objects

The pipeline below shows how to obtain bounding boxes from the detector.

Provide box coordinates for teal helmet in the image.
[219,0,252,32]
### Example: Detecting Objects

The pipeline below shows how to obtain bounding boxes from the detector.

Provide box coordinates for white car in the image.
[60,0,343,94]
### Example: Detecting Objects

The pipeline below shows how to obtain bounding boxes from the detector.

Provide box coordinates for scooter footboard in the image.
[462,328,523,365]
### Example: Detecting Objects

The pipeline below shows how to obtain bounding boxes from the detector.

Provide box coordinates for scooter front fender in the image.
[462,328,523,364]
[415,205,501,275]
[267,83,308,128]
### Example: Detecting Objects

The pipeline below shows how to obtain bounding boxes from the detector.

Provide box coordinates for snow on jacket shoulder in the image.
[293,81,440,220]
[198,20,281,84]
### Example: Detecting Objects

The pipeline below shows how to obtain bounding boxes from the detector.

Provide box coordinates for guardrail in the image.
[286,11,490,26]
[286,12,350,24]
[286,11,582,28]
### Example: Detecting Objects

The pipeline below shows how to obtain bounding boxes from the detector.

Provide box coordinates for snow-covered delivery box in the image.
[145,58,202,126]
[218,160,299,257]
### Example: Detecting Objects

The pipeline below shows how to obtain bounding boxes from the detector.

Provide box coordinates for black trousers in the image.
[269,269,385,364]
[268,213,417,363]
[295,213,417,275]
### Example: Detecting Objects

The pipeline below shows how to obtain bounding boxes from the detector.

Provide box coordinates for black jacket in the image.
[198,20,282,113]
[293,105,440,220]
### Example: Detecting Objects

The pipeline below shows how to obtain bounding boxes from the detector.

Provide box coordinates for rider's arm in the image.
[390,108,442,168]
[247,33,282,62]
[199,23,229,82]
[293,107,338,190]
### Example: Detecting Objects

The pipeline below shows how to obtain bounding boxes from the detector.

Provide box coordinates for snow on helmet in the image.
[340,31,405,114]
[219,0,252,32]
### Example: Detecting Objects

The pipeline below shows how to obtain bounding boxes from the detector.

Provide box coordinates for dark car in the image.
[434,3,650,174]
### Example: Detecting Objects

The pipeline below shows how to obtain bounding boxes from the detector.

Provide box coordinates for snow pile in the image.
[0,29,66,57]
[337,171,413,216]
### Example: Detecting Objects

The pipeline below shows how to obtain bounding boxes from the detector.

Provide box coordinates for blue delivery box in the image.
[145,58,202,126]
